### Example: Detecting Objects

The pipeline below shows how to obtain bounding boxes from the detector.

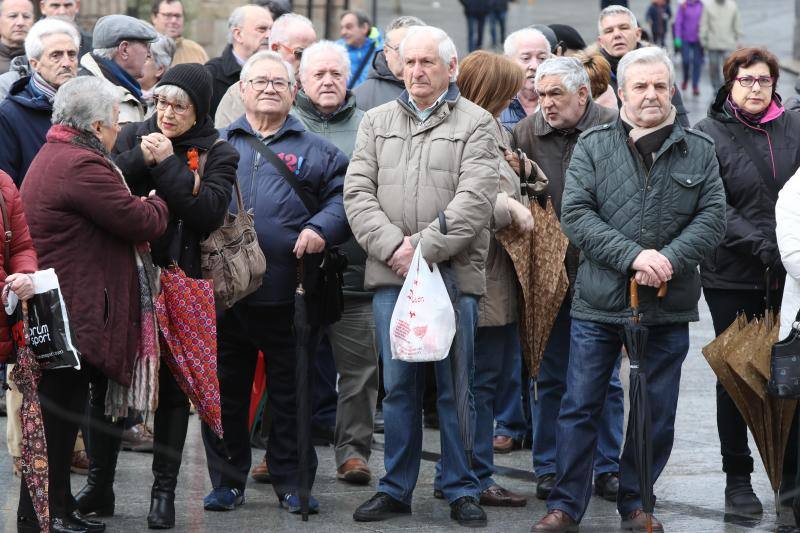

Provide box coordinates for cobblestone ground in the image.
[2,1,799,531]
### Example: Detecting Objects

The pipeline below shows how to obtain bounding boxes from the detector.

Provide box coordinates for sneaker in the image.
[121,423,154,453]
[279,492,319,514]
[203,487,244,511]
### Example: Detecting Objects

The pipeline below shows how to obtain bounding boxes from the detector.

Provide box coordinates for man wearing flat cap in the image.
[79,14,157,123]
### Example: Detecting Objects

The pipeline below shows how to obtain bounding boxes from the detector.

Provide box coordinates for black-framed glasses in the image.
[247,77,291,92]
[155,97,192,114]
[735,76,774,88]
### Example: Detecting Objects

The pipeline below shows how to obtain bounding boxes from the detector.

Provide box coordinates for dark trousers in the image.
[311,335,337,429]
[704,288,781,475]
[466,15,486,52]
[19,365,90,520]
[202,304,317,498]
[152,358,191,490]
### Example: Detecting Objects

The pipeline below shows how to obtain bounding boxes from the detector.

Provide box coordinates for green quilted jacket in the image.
[561,118,726,325]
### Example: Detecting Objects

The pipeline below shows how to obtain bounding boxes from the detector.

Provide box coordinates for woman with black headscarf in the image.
[75,63,238,530]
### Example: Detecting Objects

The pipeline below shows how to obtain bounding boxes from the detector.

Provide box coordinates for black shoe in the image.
[17,515,42,533]
[725,474,763,515]
[594,472,619,502]
[311,424,335,446]
[433,488,444,499]
[148,489,175,529]
[449,496,487,528]
[536,474,555,500]
[68,511,106,532]
[353,492,411,522]
[18,516,91,533]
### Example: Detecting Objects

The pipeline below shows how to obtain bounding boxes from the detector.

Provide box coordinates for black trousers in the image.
[704,287,781,475]
[201,303,317,498]
[18,364,96,520]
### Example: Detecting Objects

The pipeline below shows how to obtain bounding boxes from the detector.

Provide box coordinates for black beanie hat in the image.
[549,24,587,53]
[155,63,213,121]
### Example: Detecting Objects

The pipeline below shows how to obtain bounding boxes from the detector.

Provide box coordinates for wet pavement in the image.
[2,0,800,531]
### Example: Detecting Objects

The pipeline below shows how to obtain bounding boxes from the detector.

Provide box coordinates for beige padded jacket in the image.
[344,84,499,296]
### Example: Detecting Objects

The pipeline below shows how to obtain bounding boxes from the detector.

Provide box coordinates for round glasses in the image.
[735,76,774,88]
[247,78,291,93]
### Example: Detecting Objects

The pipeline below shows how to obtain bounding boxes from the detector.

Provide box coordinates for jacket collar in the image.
[228,112,307,144]
[221,45,243,78]
[8,76,52,111]
[613,113,688,162]
[367,51,403,85]
[294,89,358,123]
[532,99,603,137]
[397,82,460,126]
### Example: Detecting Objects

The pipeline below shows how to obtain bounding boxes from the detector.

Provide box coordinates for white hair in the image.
[227,4,270,44]
[52,77,122,131]
[149,33,176,70]
[298,40,350,82]
[153,84,190,105]
[240,50,296,87]
[535,56,592,97]
[617,46,675,94]
[268,13,314,46]
[503,28,549,58]
[399,25,458,81]
[25,18,80,61]
[598,5,638,33]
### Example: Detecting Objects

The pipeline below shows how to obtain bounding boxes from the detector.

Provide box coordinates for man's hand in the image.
[293,228,326,258]
[508,198,534,232]
[631,249,673,286]
[388,236,414,278]
[504,149,531,178]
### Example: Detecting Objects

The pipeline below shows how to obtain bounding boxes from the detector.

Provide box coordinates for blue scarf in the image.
[96,55,143,101]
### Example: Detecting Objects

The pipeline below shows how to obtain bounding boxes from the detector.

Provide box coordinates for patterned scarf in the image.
[29,72,57,103]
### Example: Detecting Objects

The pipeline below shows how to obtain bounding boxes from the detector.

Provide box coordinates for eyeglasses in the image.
[384,43,399,54]
[735,76,774,88]
[246,77,291,93]
[156,11,183,19]
[155,97,192,114]
[274,42,305,61]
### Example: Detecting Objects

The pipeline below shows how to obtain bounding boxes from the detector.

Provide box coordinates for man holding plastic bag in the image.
[344,25,500,528]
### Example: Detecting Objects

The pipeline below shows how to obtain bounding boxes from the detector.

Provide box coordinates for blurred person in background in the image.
[150,0,207,65]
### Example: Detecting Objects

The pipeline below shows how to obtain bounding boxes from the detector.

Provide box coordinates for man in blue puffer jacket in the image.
[200,50,350,515]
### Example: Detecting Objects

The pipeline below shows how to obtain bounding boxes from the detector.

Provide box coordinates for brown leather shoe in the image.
[337,458,371,485]
[480,484,527,507]
[493,435,519,454]
[530,510,579,532]
[70,450,90,475]
[620,510,663,532]
[250,457,271,483]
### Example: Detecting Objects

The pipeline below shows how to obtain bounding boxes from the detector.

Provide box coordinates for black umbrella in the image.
[437,212,474,468]
[294,261,313,521]
[620,279,666,533]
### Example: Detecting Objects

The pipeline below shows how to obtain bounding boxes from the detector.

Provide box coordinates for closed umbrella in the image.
[10,301,50,533]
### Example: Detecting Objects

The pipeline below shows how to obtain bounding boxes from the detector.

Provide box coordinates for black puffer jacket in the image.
[694,88,800,290]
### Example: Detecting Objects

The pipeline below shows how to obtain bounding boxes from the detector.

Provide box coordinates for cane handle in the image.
[630,279,668,310]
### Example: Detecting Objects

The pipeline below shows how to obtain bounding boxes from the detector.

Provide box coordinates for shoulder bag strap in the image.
[723,122,780,201]
[0,190,11,266]
[348,41,376,91]
[243,135,318,214]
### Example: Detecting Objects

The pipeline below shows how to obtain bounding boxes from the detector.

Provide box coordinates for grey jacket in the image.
[700,0,741,51]
[344,83,499,296]
[0,56,29,100]
[352,51,405,112]
[561,118,726,325]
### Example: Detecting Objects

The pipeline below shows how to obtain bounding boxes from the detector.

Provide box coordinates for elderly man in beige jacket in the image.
[344,25,500,529]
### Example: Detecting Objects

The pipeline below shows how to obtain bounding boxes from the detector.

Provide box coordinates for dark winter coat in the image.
[694,93,800,290]
[20,125,169,386]
[205,45,241,119]
[561,118,726,325]
[0,77,53,187]
[221,114,350,305]
[113,115,239,278]
[352,51,405,112]
[0,170,37,362]
[460,0,490,16]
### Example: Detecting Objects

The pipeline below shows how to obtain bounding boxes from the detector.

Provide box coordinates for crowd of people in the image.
[0,1,797,533]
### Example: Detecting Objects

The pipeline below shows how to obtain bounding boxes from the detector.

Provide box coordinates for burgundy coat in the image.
[20,125,169,385]
[0,169,37,361]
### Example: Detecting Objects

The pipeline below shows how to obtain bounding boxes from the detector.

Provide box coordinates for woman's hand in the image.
[140,137,156,166]
[3,273,34,303]
[141,133,174,165]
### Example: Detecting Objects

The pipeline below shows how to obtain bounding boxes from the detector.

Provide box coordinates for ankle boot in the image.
[76,405,124,517]
[147,405,190,529]
[725,474,763,515]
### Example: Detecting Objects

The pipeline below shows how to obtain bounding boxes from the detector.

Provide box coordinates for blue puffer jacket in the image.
[0,76,53,186]
[221,114,350,305]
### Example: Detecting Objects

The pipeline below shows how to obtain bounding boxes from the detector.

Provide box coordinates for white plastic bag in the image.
[389,244,456,362]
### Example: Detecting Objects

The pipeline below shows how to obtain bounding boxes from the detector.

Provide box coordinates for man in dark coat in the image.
[205,4,272,118]
[353,15,423,112]
[0,17,79,186]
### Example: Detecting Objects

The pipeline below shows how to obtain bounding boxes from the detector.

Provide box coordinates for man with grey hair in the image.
[205,4,272,117]
[511,56,622,504]
[352,14,423,111]
[498,27,550,132]
[215,12,316,128]
[530,46,726,533]
[0,0,33,73]
[79,14,158,124]
[0,16,78,185]
[40,0,92,57]
[596,4,690,127]
[201,50,349,515]
[346,25,498,527]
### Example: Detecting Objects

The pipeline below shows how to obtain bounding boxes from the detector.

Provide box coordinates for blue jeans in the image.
[489,10,507,47]
[531,300,624,477]
[374,287,480,504]
[681,41,703,89]
[466,15,486,52]
[547,318,689,522]
[493,330,528,441]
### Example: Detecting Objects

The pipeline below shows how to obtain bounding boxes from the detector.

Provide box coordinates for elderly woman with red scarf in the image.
[695,47,800,516]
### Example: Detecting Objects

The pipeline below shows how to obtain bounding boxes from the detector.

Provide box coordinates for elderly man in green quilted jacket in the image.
[530,46,726,533]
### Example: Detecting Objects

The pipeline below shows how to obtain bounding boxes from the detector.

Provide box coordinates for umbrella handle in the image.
[629,279,668,312]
